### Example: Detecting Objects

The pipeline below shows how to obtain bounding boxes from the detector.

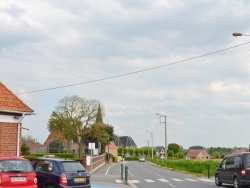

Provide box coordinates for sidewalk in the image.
[91,162,137,188]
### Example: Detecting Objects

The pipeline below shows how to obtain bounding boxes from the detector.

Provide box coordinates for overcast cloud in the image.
[1,0,250,150]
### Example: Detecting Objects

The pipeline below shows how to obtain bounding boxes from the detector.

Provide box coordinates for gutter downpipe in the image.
[17,113,25,157]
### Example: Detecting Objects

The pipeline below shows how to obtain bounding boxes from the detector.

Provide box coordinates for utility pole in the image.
[156,113,167,160]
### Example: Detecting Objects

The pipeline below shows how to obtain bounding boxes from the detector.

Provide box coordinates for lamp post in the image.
[144,140,149,157]
[232,32,250,37]
[156,113,167,160]
[146,131,153,159]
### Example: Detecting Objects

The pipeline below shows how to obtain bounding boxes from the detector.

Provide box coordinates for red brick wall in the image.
[0,122,20,156]
[82,154,106,173]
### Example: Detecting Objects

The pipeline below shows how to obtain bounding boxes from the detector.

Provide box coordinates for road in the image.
[91,161,233,188]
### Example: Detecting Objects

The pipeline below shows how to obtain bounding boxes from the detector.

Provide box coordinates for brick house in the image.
[186,149,210,159]
[105,141,118,156]
[0,82,34,156]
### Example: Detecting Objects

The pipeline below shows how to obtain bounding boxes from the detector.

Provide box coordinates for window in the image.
[244,154,250,168]
[226,157,234,169]
[234,156,242,168]
[0,160,33,173]
[35,160,54,172]
[62,161,86,172]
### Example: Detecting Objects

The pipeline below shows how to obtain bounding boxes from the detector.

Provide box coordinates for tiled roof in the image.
[0,82,33,113]
[186,149,210,158]
[114,136,137,148]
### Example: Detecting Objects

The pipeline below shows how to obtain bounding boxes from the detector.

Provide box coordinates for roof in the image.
[186,149,210,158]
[114,136,137,148]
[0,82,33,113]
[105,141,118,150]
[0,155,28,161]
[44,131,63,145]
[232,149,247,153]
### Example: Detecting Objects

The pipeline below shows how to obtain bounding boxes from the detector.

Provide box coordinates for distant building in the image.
[186,149,210,159]
[114,136,137,148]
[232,149,247,153]
[105,141,118,156]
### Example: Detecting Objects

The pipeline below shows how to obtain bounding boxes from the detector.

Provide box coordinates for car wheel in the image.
[215,174,222,186]
[233,177,241,188]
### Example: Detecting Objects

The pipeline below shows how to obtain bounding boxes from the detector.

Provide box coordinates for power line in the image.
[16,42,250,95]
[171,45,250,118]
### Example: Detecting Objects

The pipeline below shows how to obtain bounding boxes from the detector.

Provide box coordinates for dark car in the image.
[0,155,37,188]
[30,158,91,188]
[215,152,250,188]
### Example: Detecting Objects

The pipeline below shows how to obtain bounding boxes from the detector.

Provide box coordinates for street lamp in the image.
[144,140,149,157]
[156,113,167,160]
[232,32,250,37]
[146,131,153,159]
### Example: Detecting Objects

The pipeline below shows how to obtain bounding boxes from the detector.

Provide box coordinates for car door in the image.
[34,159,59,188]
[218,158,228,182]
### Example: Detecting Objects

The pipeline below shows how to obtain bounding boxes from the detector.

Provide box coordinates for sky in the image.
[1,0,250,150]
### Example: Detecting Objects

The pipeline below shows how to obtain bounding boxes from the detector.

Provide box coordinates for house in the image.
[0,82,34,156]
[186,149,210,159]
[105,141,118,156]
[114,136,137,148]
[232,149,247,153]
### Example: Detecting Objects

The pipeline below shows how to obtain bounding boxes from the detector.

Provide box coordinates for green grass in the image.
[147,158,220,177]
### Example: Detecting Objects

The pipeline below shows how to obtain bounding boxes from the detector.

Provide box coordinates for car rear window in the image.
[61,161,86,172]
[244,154,250,168]
[0,160,33,173]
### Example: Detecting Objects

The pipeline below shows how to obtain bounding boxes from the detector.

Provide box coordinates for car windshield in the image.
[61,161,86,172]
[0,160,33,173]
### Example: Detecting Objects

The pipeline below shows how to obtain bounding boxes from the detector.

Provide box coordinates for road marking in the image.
[198,179,214,182]
[130,180,140,183]
[105,164,116,175]
[116,179,122,183]
[145,179,155,182]
[171,178,183,182]
[158,179,169,182]
[185,178,197,181]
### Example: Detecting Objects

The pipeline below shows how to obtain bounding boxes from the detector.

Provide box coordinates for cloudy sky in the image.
[1,0,250,150]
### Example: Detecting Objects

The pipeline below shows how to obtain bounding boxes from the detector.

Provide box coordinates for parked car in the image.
[215,152,250,188]
[0,155,37,187]
[30,158,91,188]
[139,156,145,162]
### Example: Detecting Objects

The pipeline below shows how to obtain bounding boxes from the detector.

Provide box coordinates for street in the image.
[91,161,235,188]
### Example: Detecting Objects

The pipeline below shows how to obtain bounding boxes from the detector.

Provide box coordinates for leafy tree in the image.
[22,135,39,144]
[168,150,174,157]
[21,141,30,155]
[104,123,115,141]
[189,146,204,150]
[84,122,109,153]
[128,148,134,156]
[168,143,180,154]
[48,95,101,157]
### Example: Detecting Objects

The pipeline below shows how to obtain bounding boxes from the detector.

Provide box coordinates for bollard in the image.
[125,165,128,185]
[207,165,210,179]
[121,163,124,180]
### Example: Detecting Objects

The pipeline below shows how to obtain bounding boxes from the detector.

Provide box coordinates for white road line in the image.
[116,179,122,183]
[199,179,214,182]
[105,164,116,175]
[185,178,197,181]
[171,178,183,182]
[145,179,155,182]
[130,180,140,183]
[158,179,169,182]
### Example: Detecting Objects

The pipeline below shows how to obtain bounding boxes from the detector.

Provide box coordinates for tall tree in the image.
[48,95,101,157]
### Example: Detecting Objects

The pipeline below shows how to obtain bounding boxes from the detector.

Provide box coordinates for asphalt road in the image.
[91,161,234,188]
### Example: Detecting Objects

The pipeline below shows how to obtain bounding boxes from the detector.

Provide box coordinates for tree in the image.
[48,95,101,157]
[22,135,39,144]
[104,123,115,141]
[168,143,180,154]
